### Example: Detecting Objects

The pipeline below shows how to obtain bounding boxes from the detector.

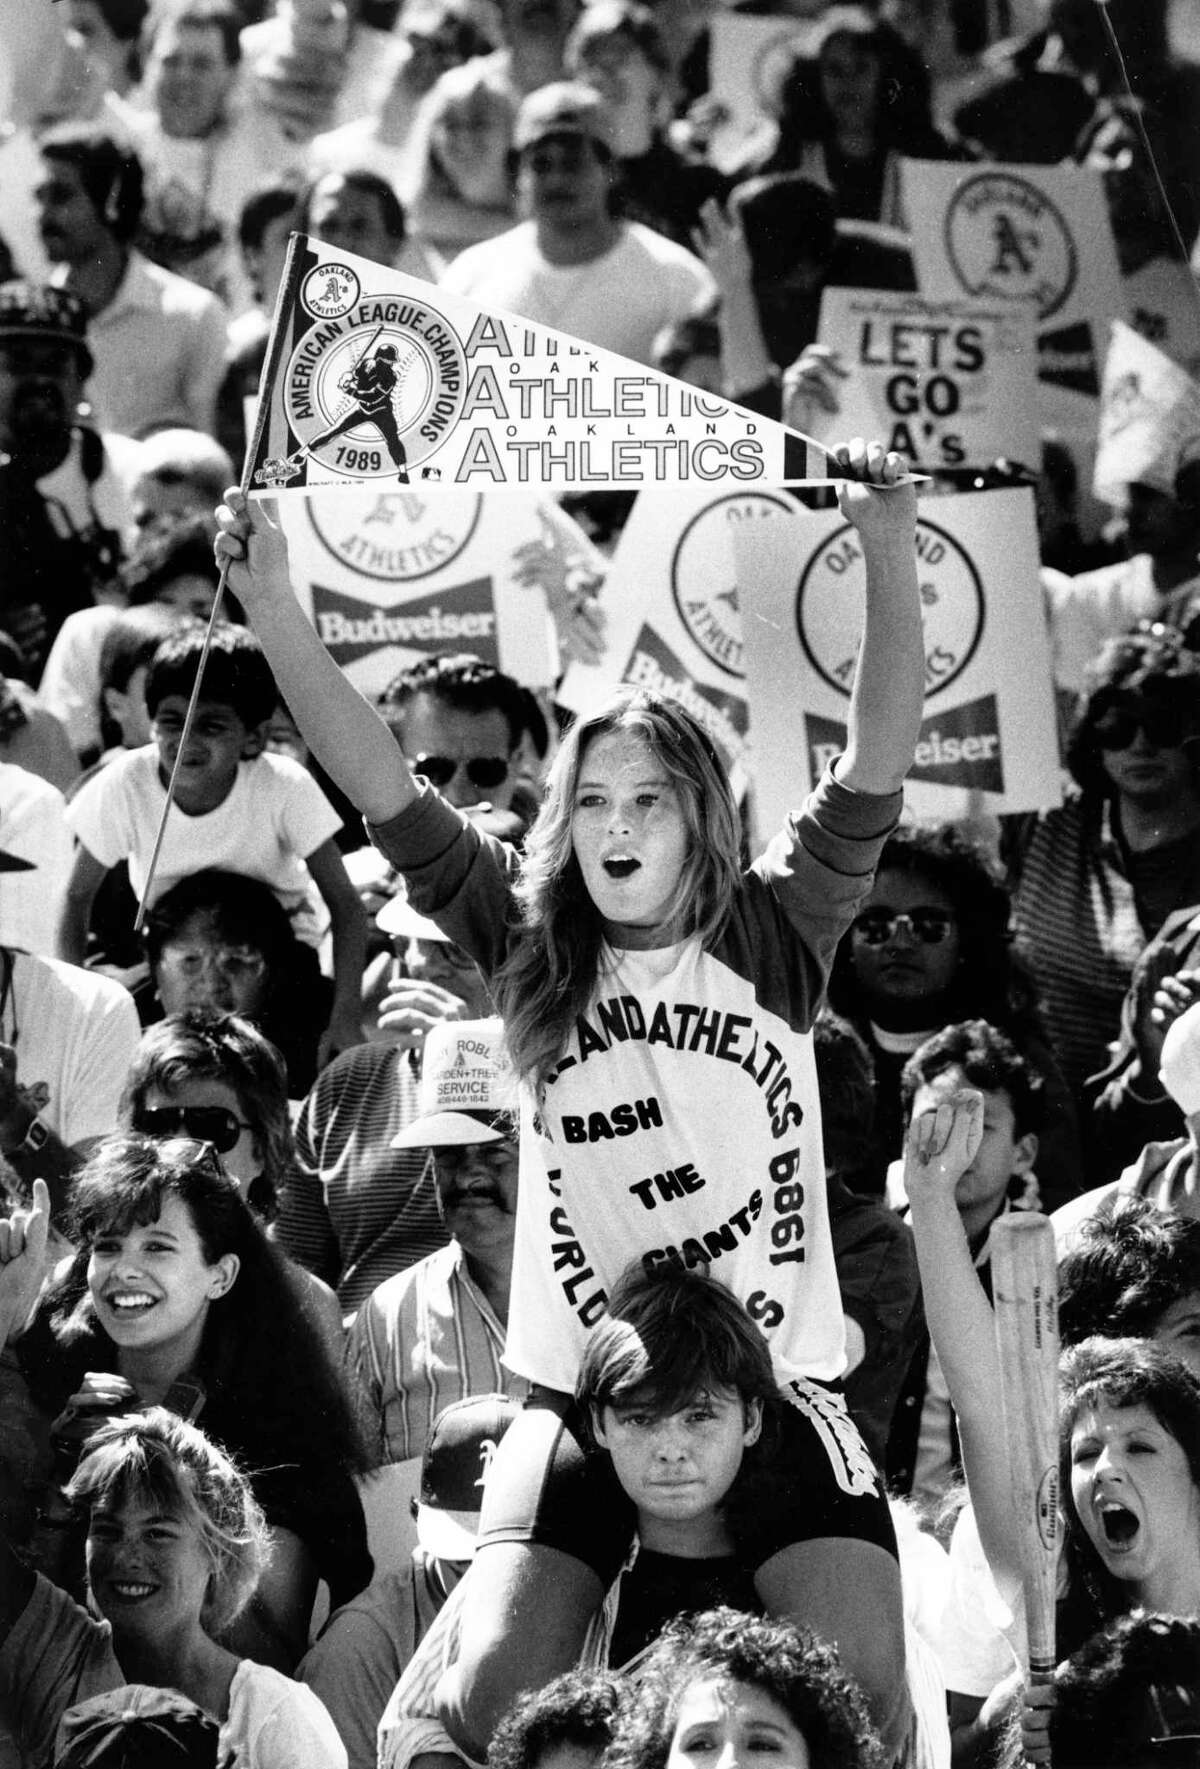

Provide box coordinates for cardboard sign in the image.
[558,483,798,791]
[900,160,1127,403]
[814,287,1039,468]
[1093,319,1200,506]
[276,484,584,698]
[249,233,821,496]
[737,487,1061,824]
[707,14,822,174]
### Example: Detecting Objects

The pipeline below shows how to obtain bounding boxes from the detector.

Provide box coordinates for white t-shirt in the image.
[0,1573,347,1769]
[1,950,140,1151]
[0,764,72,957]
[440,220,716,367]
[65,745,341,945]
[35,606,122,762]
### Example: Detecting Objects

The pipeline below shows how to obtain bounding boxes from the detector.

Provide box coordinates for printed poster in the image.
[737,487,1061,825]
[900,159,1127,405]
[248,232,820,496]
[813,288,1039,469]
[558,483,800,791]
[707,14,822,174]
[275,484,587,699]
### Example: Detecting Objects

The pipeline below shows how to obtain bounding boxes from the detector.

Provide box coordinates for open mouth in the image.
[603,857,640,879]
[107,1581,158,1600]
[105,1291,159,1315]
[1098,1502,1139,1547]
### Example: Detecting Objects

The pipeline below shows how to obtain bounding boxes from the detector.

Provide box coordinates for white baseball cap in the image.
[374,881,452,944]
[391,1017,517,1147]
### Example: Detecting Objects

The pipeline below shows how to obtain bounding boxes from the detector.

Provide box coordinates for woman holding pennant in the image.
[214,436,924,1761]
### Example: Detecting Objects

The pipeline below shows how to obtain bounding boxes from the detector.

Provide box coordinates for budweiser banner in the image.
[248,233,823,496]
[275,484,601,696]
[736,486,1062,823]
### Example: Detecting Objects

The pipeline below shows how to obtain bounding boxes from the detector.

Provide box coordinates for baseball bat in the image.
[990,1212,1060,1683]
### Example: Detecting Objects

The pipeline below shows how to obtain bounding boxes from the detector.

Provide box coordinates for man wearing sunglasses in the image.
[351,651,539,968]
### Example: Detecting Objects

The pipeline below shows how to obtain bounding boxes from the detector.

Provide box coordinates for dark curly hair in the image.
[1047,1611,1200,1769]
[1059,1198,1200,1348]
[899,1019,1047,1138]
[489,1670,623,1769]
[1064,627,1200,798]
[829,821,1039,1034]
[145,621,277,730]
[606,1607,883,1769]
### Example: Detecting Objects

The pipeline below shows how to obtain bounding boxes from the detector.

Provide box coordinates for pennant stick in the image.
[134,232,310,932]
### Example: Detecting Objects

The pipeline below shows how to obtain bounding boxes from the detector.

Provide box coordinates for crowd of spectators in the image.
[3,0,1200,1766]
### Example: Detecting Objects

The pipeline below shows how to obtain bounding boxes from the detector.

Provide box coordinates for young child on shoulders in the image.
[57,622,365,1061]
[378,1263,776,1769]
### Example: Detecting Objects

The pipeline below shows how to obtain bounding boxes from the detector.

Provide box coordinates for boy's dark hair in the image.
[489,1671,623,1769]
[576,1262,776,1422]
[376,652,528,751]
[38,124,145,243]
[1058,1198,1200,1347]
[99,605,180,698]
[238,177,304,252]
[294,168,407,245]
[121,514,219,607]
[145,623,278,730]
[813,1007,876,1180]
[899,1018,1046,1139]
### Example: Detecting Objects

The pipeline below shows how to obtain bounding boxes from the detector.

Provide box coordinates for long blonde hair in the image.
[497,689,742,1094]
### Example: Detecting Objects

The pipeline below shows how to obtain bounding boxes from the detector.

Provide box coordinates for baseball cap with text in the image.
[391,1016,516,1148]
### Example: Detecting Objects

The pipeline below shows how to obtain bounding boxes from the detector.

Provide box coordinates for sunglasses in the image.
[158,945,268,985]
[1092,701,1196,751]
[133,1106,252,1155]
[851,909,957,947]
[409,754,510,792]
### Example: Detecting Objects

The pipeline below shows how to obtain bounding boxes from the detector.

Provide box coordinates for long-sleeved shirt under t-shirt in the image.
[369,767,900,1395]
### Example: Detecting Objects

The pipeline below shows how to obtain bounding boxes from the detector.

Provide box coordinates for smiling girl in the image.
[0,1403,346,1768]
[214,439,923,1752]
[2,1138,370,1670]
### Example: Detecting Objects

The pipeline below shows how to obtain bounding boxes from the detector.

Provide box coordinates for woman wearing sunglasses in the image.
[3,1135,371,1674]
[120,1011,344,1354]
[827,822,1081,1207]
[1008,627,1200,1111]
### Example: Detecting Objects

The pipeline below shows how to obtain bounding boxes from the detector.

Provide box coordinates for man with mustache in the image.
[346,1018,529,1467]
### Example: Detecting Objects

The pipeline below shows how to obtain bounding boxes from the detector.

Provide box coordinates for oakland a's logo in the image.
[278,295,469,485]
[301,262,360,320]
[798,517,984,702]
[944,173,1077,320]
[670,491,794,677]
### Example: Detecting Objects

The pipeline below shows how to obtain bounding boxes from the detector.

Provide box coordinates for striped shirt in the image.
[1010,794,1200,1098]
[346,1241,530,1467]
[277,1042,448,1314]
